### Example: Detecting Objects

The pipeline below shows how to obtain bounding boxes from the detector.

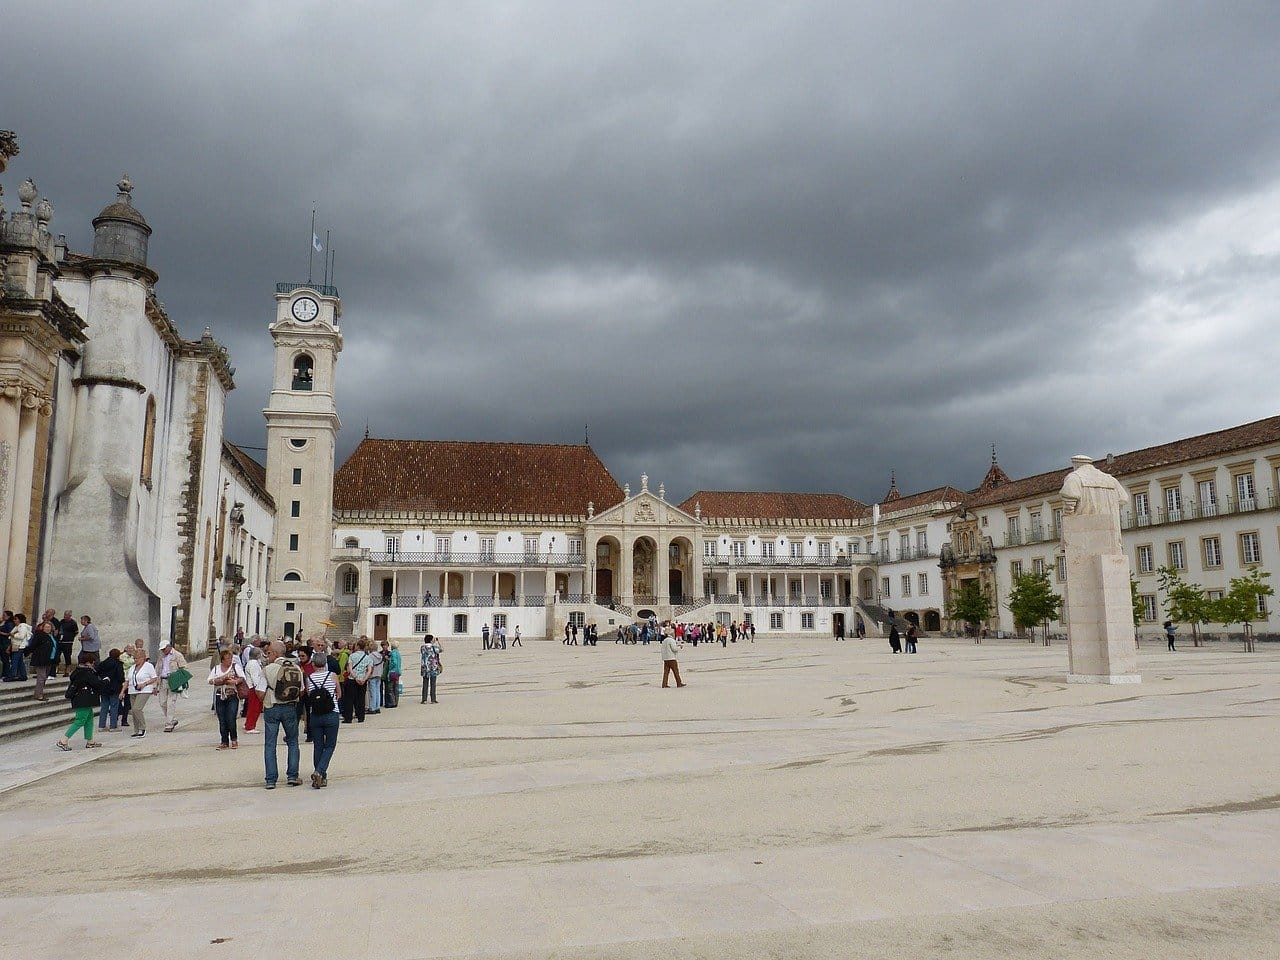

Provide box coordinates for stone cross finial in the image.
[640,473,648,493]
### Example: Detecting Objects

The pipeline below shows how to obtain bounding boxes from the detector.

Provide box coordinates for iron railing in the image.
[276,281,338,297]
[368,551,587,567]
[1120,491,1276,530]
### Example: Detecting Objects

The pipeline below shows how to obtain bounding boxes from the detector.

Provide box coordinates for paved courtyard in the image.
[4,636,1280,959]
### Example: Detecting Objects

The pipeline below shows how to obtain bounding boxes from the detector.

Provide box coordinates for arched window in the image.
[140,394,156,489]
[291,354,314,391]
[343,537,359,548]
[283,571,302,582]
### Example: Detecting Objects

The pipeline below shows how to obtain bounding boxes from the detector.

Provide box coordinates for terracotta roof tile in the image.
[876,485,968,513]
[334,439,624,516]
[677,490,868,521]
[222,441,274,509]
[966,414,1280,508]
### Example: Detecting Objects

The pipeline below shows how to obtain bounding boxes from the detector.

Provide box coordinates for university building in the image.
[4,138,1277,648]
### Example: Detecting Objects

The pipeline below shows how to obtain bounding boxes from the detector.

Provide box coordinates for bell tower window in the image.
[292,354,314,391]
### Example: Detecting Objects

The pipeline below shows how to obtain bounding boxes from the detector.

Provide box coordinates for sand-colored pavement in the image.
[4,637,1280,959]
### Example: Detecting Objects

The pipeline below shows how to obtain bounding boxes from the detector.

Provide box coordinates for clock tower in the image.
[263,283,342,640]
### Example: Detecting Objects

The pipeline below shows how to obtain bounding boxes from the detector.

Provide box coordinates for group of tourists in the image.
[47,628,447,790]
[563,621,601,645]
[616,619,754,646]
[482,623,521,649]
[1,608,101,692]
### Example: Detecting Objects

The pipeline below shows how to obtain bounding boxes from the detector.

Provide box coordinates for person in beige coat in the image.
[155,640,189,733]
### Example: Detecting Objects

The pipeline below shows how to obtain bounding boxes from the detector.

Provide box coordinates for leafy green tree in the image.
[947,580,993,642]
[1157,566,1210,647]
[1209,567,1274,652]
[1130,578,1143,630]
[1006,571,1063,644]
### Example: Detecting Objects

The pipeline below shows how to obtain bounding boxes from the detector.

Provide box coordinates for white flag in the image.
[313,232,324,253]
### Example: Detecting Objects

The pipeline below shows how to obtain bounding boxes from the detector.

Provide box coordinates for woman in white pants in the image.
[126,651,160,737]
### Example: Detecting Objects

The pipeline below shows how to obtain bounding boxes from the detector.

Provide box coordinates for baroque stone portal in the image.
[1060,455,1140,683]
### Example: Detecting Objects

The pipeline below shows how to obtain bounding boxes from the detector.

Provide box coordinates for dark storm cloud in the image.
[5,1,1280,504]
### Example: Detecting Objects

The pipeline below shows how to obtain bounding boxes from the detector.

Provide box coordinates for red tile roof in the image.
[678,490,868,521]
[876,485,968,513]
[334,439,624,516]
[223,441,274,509]
[966,415,1280,508]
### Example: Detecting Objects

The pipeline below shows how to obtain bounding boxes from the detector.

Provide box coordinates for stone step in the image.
[0,696,72,720]
[0,676,82,741]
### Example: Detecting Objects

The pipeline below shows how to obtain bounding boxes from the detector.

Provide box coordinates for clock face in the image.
[291,296,319,322]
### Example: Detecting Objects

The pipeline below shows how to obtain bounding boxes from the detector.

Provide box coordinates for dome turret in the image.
[91,175,151,266]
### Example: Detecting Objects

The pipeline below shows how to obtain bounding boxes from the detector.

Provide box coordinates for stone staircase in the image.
[325,606,357,643]
[0,675,73,742]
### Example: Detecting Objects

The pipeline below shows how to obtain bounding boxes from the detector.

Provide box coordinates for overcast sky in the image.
[6,1,1280,505]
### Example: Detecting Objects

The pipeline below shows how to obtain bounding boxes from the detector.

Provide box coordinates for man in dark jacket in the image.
[30,621,59,700]
[58,611,79,675]
[888,623,902,654]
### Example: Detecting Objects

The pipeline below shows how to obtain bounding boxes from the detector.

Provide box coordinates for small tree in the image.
[1210,567,1274,653]
[1130,578,1143,631]
[1006,571,1063,645]
[1157,566,1210,647]
[948,580,993,643]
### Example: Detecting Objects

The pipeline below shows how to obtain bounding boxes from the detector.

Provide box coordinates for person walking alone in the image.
[304,653,341,788]
[420,634,441,704]
[660,628,685,688]
[207,648,246,750]
[126,650,159,737]
[1164,620,1177,651]
[56,653,106,751]
[156,640,189,732]
[261,641,304,788]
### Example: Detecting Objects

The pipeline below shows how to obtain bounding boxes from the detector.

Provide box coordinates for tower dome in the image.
[91,174,151,266]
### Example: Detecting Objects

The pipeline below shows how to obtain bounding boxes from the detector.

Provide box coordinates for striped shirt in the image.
[306,669,340,713]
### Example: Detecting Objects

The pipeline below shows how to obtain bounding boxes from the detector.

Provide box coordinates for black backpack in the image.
[305,671,335,714]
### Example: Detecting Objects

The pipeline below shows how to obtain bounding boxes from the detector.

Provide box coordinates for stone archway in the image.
[595,536,620,603]
[668,536,693,605]
[334,563,358,605]
[924,609,941,631]
[632,536,657,602]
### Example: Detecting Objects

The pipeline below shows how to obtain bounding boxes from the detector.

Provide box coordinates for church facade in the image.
[2,140,274,654]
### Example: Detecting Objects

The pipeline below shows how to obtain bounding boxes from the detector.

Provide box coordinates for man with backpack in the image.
[304,642,341,788]
[261,640,304,789]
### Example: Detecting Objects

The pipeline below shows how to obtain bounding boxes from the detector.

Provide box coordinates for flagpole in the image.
[330,246,336,289]
[323,230,331,286]
[307,207,316,283]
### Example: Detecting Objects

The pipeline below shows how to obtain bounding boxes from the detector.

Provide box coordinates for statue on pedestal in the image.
[1060,455,1140,684]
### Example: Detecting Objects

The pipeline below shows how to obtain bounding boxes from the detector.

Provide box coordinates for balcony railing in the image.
[362,592,861,611]
[705,554,859,569]
[1120,490,1276,531]
[870,547,937,563]
[368,551,587,567]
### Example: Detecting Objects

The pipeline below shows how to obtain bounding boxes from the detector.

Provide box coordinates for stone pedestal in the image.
[1063,512,1140,684]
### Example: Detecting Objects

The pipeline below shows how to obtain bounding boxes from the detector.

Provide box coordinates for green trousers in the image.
[65,707,95,742]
